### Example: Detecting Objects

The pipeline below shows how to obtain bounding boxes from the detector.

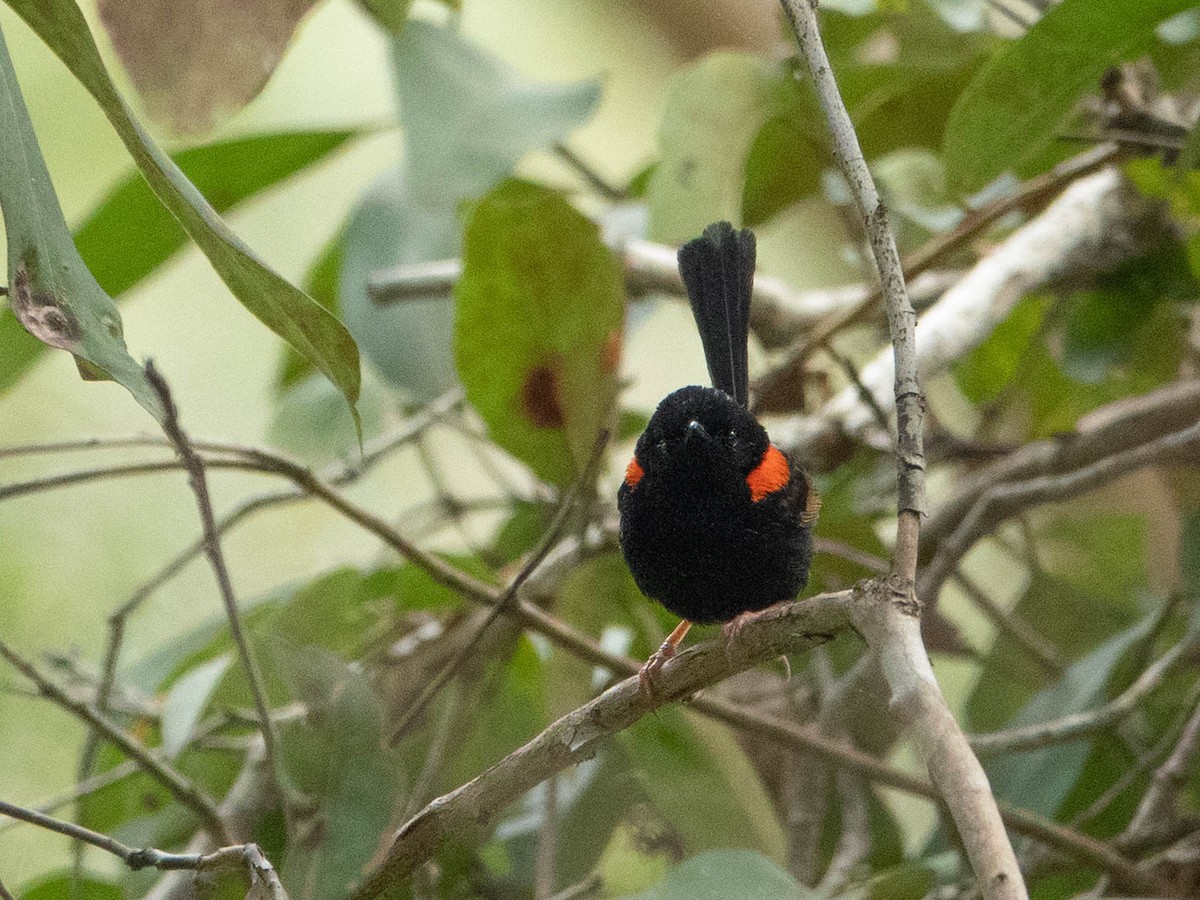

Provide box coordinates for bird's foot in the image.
[638,619,692,701]
[638,644,676,700]
[721,610,762,666]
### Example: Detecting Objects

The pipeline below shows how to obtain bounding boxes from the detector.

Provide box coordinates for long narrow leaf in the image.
[4,0,361,421]
[0,24,161,419]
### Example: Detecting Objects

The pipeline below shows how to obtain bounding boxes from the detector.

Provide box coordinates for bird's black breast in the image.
[618,450,813,624]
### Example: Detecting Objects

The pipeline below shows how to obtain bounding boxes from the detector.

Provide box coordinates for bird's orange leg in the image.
[638,619,692,699]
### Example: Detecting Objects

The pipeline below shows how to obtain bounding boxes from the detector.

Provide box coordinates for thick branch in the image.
[781,167,1168,457]
[354,591,854,897]
[779,2,1025,897]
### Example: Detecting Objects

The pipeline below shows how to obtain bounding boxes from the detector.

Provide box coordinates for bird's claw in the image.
[638,643,677,701]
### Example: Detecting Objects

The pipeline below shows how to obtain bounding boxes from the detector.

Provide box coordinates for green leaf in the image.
[18,873,122,900]
[355,0,415,34]
[967,516,1145,732]
[5,0,362,421]
[455,180,623,485]
[78,130,357,300]
[0,24,162,419]
[620,707,786,863]
[339,20,600,399]
[160,654,232,759]
[985,612,1156,818]
[1060,240,1197,384]
[0,129,354,395]
[952,295,1049,403]
[277,230,346,391]
[838,862,936,900]
[647,53,785,242]
[622,850,812,900]
[741,112,824,227]
[944,0,1197,193]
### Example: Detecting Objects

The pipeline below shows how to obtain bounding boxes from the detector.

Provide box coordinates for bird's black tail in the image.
[677,221,755,408]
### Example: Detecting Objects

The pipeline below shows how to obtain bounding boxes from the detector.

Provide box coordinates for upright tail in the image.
[677,222,756,408]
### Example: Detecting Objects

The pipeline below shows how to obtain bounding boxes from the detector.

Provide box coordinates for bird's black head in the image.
[634,385,768,482]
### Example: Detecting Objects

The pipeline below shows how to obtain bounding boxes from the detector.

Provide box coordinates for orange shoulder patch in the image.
[625,456,645,489]
[747,444,789,502]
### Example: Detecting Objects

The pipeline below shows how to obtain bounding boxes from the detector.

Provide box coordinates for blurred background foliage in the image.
[1,0,1200,898]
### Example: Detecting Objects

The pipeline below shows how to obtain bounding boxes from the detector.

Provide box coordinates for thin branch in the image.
[1120,679,1200,847]
[0,799,287,895]
[551,141,627,201]
[389,430,609,743]
[145,363,290,817]
[0,760,139,836]
[364,237,929,352]
[0,640,229,843]
[970,627,1200,755]
[922,419,1200,604]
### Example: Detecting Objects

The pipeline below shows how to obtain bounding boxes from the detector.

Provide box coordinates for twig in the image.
[0,640,230,843]
[0,799,287,896]
[1120,680,1200,847]
[922,419,1200,604]
[0,760,139,836]
[951,569,1065,677]
[970,627,1200,755]
[552,141,627,202]
[388,429,610,743]
[145,363,291,816]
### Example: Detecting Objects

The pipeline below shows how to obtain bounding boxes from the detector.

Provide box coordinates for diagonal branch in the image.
[0,640,230,844]
[144,363,290,815]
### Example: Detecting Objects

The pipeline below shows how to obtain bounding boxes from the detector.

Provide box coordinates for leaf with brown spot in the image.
[0,25,162,420]
[455,181,624,486]
[97,0,321,134]
[521,361,566,429]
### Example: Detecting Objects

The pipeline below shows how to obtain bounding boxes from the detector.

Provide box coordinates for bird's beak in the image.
[684,419,710,444]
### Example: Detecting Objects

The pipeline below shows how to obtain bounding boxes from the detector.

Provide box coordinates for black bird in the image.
[617,222,819,691]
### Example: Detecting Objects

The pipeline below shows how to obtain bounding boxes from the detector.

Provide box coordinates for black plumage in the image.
[618,222,817,629]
